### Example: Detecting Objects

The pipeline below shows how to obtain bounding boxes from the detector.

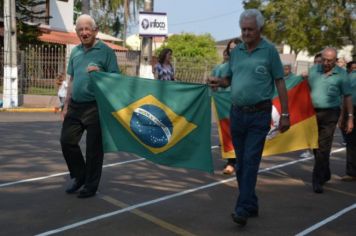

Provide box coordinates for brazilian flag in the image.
[90,72,213,173]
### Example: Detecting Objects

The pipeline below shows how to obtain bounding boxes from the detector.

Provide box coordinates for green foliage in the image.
[156,33,219,65]
[243,0,263,9]
[26,86,56,96]
[74,0,144,38]
[2,0,51,48]
[243,0,355,56]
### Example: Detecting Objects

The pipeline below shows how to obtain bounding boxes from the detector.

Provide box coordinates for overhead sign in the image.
[139,12,168,37]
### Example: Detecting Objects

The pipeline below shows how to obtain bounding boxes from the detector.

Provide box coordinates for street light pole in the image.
[3,0,18,108]
[139,0,154,79]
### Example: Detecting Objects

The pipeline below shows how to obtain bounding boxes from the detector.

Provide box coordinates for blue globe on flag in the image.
[130,104,173,148]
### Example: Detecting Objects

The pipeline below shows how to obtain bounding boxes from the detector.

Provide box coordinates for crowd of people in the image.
[57,10,355,228]
[207,9,356,227]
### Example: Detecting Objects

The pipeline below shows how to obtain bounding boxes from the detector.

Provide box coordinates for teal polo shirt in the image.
[212,62,231,91]
[67,40,120,102]
[307,65,351,108]
[350,71,356,105]
[212,62,229,77]
[284,73,303,90]
[226,38,284,106]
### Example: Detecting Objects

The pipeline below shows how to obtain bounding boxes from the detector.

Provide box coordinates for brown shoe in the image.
[341,176,356,182]
[223,165,235,175]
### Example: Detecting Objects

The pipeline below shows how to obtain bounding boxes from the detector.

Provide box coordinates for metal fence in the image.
[21,44,66,95]
[0,46,214,96]
[173,59,215,84]
[117,51,141,76]
[0,45,67,96]
[0,45,313,96]
[0,45,142,96]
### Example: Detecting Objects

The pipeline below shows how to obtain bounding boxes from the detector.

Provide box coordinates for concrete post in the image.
[139,0,154,79]
[3,0,18,108]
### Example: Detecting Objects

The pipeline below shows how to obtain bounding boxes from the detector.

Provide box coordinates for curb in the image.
[0,107,57,112]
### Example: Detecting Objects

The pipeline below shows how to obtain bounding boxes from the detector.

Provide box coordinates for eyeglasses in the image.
[76,27,96,33]
[322,58,335,63]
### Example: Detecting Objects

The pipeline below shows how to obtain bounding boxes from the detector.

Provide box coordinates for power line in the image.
[170,9,240,26]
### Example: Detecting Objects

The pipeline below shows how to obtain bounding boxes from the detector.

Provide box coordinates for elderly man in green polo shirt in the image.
[307,47,353,194]
[208,9,290,226]
[60,14,120,198]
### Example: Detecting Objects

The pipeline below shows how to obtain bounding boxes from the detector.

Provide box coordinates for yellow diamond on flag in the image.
[112,94,197,154]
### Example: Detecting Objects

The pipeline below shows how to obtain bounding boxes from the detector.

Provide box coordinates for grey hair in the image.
[239,9,265,30]
[322,47,338,57]
[75,14,97,30]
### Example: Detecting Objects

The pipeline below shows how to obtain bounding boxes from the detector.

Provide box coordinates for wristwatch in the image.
[281,113,290,118]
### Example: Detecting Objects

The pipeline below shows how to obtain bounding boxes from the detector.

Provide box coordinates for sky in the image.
[153,0,244,41]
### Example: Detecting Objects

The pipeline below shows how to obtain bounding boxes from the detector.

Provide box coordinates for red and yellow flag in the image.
[212,79,318,158]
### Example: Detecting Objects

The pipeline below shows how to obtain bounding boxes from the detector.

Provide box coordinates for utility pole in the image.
[139,0,154,79]
[3,0,18,108]
[82,0,90,14]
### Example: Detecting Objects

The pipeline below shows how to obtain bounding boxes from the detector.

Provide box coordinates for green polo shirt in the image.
[307,65,351,108]
[284,73,303,90]
[67,40,120,102]
[212,62,231,91]
[350,71,356,105]
[226,38,284,106]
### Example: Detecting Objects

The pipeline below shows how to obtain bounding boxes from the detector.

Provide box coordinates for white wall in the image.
[49,0,74,32]
[126,34,165,52]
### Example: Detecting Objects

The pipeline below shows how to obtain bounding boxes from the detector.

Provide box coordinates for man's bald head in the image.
[322,47,337,59]
[322,47,337,73]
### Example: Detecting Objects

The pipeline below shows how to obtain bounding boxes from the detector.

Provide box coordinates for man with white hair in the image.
[208,9,290,226]
[60,14,120,198]
[307,47,353,193]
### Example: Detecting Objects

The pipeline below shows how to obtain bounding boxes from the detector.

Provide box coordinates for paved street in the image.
[0,112,355,236]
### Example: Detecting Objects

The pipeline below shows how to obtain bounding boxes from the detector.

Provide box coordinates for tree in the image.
[73,0,144,41]
[74,0,144,42]
[82,0,90,14]
[98,0,144,42]
[2,0,51,47]
[243,0,355,56]
[157,33,219,65]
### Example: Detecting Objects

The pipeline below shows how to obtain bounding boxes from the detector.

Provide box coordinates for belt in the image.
[70,99,97,108]
[314,107,340,112]
[234,100,272,113]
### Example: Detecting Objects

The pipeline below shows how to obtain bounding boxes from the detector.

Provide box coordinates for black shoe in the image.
[65,178,84,194]
[231,213,247,226]
[313,182,323,194]
[77,188,96,198]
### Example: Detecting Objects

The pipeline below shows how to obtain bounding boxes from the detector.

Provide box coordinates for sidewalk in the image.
[0,95,59,112]
[0,107,57,112]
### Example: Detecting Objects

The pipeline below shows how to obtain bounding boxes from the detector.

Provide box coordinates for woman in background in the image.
[154,48,175,81]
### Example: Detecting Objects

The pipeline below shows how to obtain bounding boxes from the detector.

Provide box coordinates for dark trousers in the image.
[344,108,356,176]
[60,100,103,192]
[230,104,271,217]
[313,108,340,185]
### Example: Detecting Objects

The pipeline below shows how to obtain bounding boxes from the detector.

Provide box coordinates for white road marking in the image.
[0,158,144,188]
[36,156,313,236]
[295,203,356,236]
[0,145,220,188]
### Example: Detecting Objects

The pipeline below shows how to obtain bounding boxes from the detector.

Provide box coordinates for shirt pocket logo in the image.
[327,84,340,97]
[255,65,267,75]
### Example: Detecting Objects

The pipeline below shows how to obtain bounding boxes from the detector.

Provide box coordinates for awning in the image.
[38,30,128,51]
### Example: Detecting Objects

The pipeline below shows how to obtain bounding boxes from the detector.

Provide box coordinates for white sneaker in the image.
[300,150,313,158]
